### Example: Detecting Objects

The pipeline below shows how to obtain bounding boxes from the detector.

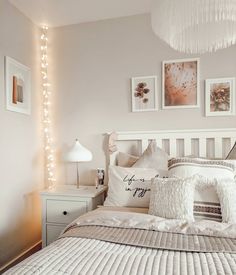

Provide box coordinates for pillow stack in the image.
[105,141,236,224]
[104,140,168,208]
[168,157,235,222]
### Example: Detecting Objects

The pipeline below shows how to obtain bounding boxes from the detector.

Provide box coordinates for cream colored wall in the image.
[0,0,43,268]
[50,14,236,186]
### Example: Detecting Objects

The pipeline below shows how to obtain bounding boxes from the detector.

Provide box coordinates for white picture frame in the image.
[131,75,158,112]
[5,56,31,115]
[162,58,200,109]
[205,77,235,117]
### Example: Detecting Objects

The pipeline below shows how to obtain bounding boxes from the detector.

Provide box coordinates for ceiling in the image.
[9,0,152,27]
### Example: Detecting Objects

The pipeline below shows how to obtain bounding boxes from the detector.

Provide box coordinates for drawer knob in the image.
[63,211,68,216]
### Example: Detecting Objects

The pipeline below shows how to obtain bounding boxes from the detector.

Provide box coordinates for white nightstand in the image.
[40,185,107,247]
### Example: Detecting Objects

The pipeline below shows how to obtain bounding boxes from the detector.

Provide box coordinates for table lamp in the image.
[65,139,93,188]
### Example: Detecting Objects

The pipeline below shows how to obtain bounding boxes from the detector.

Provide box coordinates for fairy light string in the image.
[41,26,56,187]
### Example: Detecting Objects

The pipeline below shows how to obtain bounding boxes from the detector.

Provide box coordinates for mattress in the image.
[5,208,236,275]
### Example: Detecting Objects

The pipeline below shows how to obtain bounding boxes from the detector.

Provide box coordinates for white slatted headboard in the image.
[108,128,236,165]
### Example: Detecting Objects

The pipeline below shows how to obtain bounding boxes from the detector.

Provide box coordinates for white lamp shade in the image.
[65,139,93,162]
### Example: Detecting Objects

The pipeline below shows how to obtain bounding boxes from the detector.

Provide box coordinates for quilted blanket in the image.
[5,209,236,275]
[61,225,236,253]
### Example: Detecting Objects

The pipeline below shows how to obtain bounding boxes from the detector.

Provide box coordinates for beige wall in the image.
[50,14,236,185]
[0,0,43,268]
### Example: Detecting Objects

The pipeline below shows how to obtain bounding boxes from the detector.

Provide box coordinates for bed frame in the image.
[108,128,236,165]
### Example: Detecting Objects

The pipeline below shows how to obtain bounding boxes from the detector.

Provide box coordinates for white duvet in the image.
[5,208,236,275]
[65,207,236,239]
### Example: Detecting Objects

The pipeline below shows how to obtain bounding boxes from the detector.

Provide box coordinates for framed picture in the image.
[5,56,31,115]
[162,58,200,109]
[131,76,158,112]
[205,77,235,117]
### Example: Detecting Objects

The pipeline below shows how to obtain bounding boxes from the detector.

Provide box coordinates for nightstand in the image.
[40,185,107,247]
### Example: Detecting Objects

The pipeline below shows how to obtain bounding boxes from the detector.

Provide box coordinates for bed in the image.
[5,128,236,275]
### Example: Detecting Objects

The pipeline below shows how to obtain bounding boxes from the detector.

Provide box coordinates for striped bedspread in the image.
[61,225,236,253]
[5,209,236,275]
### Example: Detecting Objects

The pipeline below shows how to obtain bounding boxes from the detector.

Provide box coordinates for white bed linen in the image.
[5,208,236,275]
[66,208,236,239]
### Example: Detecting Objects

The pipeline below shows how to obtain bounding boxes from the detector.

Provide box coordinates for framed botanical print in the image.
[162,58,200,109]
[5,56,31,115]
[205,77,235,117]
[131,76,158,112]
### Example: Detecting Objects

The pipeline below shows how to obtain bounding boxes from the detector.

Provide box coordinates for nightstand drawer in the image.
[46,199,87,224]
[47,224,65,245]
[41,185,107,247]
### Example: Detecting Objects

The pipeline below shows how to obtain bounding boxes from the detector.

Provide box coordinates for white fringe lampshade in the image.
[151,0,236,54]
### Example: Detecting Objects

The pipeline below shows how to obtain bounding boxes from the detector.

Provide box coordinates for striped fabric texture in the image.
[61,225,236,253]
[194,201,222,221]
[5,237,236,275]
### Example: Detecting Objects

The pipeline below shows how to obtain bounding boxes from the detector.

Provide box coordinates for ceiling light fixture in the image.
[151,0,236,54]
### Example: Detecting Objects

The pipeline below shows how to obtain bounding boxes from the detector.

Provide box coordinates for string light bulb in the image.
[41,26,56,188]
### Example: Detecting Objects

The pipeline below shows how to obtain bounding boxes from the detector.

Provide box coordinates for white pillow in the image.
[168,157,235,180]
[104,166,167,207]
[149,177,196,221]
[215,178,236,223]
[168,157,235,221]
[133,140,168,173]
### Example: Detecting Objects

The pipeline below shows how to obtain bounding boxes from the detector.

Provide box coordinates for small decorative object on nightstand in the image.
[65,139,93,188]
[40,185,107,247]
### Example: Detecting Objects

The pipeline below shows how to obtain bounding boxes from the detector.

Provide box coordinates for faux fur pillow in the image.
[133,140,168,172]
[215,178,236,223]
[104,166,167,208]
[149,177,196,221]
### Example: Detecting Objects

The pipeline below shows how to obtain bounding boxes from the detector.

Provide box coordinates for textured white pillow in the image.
[215,178,236,223]
[168,157,235,221]
[133,140,168,172]
[149,177,196,221]
[104,166,167,207]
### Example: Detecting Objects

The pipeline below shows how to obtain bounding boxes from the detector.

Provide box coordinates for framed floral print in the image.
[131,76,158,112]
[162,58,200,109]
[205,77,235,117]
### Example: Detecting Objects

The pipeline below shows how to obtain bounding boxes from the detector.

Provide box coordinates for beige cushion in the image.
[133,140,168,172]
[117,152,139,167]
[226,142,236,159]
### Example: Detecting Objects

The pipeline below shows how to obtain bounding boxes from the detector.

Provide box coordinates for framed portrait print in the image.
[205,77,235,117]
[162,58,200,109]
[131,76,158,112]
[5,56,31,115]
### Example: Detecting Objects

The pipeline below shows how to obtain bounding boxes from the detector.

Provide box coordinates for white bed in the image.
[5,129,236,275]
